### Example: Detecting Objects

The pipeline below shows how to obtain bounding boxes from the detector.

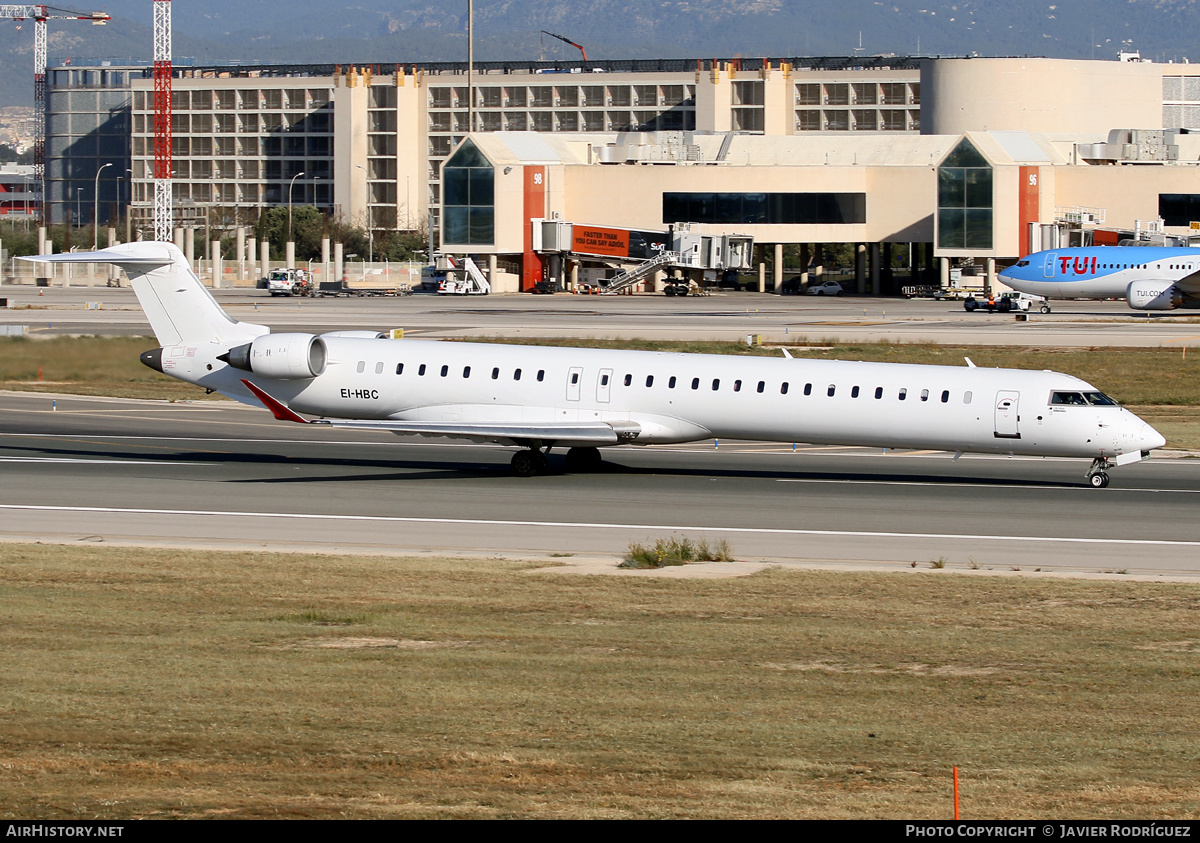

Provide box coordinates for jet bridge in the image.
[532,219,753,293]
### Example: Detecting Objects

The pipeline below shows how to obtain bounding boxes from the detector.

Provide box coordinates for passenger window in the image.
[851,386,859,398]
[514,368,522,381]
[875,387,883,399]
[757,381,765,393]
[899,388,907,401]
[669,376,677,389]
[395,363,404,375]
[691,377,700,390]
[712,379,720,391]
[804,383,812,396]
[375,362,384,374]
[357,361,365,373]
[570,372,578,384]
[941,390,950,403]
[646,375,654,387]
[463,366,471,378]
[538,370,545,382]
[440,365,449,377]
[733,379,742,392]
[920,389,929,402]
[601,374,609,386]
[418,364,427,376]
[781,382,789,395]
[964,391,972,404]
[493,367,500,380]
[624,374,632,386]
[828,385,836,397]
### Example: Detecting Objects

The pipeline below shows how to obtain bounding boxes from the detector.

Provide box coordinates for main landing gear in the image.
[509,446,606,476]
[1087,457,1113,488]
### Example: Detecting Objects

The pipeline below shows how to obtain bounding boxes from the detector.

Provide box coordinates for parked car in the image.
[805,280,843,296]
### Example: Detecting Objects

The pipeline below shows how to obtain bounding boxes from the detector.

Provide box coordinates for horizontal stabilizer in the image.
[21,245,174,268]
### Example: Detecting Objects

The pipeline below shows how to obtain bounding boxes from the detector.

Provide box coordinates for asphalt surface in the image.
[2,392,1198,577]
[5,284,1200,347]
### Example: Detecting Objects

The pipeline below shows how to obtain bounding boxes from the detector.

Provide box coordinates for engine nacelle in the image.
[1127,280,1182,310]
[223,333,327,379]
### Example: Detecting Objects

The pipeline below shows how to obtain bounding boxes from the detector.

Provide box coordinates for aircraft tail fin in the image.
[21,242,267,348]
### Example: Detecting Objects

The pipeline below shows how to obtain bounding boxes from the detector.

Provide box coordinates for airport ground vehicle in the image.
[265,269,312,297]
[964,291,1048,313]
[806,280,843,296]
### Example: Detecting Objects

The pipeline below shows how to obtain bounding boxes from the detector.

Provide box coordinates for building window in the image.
[937,138,993,249]
[442,139,494,245]
[663,192,865,225]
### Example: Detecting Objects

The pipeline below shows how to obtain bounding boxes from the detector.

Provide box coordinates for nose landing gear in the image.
[1087,457,1113,488]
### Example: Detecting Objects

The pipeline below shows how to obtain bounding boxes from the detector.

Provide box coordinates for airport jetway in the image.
[532,219,753,292]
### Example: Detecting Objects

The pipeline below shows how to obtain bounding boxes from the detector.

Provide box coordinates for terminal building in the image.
[42,53,1200,291]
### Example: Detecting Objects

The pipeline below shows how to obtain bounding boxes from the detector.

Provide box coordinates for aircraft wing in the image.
[1176,269,1200,297]
[240,379,632,444]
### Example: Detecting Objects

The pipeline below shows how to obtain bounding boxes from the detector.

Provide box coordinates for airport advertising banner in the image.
[571,225,670,260]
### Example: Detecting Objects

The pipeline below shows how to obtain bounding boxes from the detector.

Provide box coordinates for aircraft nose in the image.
[1140,423,1167,451]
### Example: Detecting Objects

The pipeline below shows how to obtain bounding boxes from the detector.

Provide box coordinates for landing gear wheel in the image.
[1040,305,1051,314]
[511,450,538,477]
[1089,472,1110,488]
[564,446,603,472]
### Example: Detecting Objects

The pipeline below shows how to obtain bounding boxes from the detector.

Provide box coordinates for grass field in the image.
[1,544,1198,819]
[3,335,1198,448]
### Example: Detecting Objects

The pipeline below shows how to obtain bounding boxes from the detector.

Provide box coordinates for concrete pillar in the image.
[174,226,184,252]
[236,227,246,283]
[799,243,810,290]
[869,243,881,295]
[37,226,46,255]
[855,243,867,294]
[568,259,578,292]
[248,237,257,280]
[260,240,270,277]
[986,257,997,294]
[939,256,950,287]
[211,240,222,288]
[321,237,330,289]
[488,254,498,293]
[285,241,295,270]
[334,242,344,284]
[757,261,766,293]
[882,242,893,296]
[773,243,784,294]
[183,228,194,272]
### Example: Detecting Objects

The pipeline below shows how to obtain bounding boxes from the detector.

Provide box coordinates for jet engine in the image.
[1127,280,1182,310]
[221,333,327,379]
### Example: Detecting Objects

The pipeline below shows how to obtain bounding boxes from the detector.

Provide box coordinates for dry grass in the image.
[2,543,1200,819]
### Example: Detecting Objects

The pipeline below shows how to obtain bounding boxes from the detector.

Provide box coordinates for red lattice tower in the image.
[152,0,172,240]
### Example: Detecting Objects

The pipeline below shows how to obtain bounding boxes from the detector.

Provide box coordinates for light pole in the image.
[75,187,83,232]
[93,163,113,249]
[287,170,305,245]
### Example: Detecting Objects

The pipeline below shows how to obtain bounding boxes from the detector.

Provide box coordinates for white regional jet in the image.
[999,246,1200,311]
[26,243,1165,488]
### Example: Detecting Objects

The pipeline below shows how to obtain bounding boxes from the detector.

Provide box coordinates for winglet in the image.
[964,357,977,368]
[780,347,793,359]
[240,379,309,424]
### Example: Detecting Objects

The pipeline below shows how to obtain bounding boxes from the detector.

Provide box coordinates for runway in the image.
[3,392,1198,578]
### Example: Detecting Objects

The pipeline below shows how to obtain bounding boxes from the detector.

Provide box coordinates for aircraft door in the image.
[596,368,613,403]
[994,391,1021,439]
[1043,252,1057,278]
[566,367,583,402]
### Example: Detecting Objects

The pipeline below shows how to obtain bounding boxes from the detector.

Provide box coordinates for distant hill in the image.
[0,0,1195,106]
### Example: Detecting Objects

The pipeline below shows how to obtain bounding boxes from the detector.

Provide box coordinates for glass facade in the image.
[441,140,494,245]
[1159,194,1200,227]
[663,192,866,225]
[937,138,992,249]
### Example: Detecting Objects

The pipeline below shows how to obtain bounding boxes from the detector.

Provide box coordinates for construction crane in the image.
[541,30,587,63]
[0,5,111,221]
[152,0,171,241]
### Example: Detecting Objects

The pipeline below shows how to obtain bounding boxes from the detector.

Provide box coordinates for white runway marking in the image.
[0,457,210,466]
[1,504,1198,548]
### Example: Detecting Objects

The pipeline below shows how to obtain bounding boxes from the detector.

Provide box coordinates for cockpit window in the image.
[1051,391,1119,406]
[1015,260,1030,267]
